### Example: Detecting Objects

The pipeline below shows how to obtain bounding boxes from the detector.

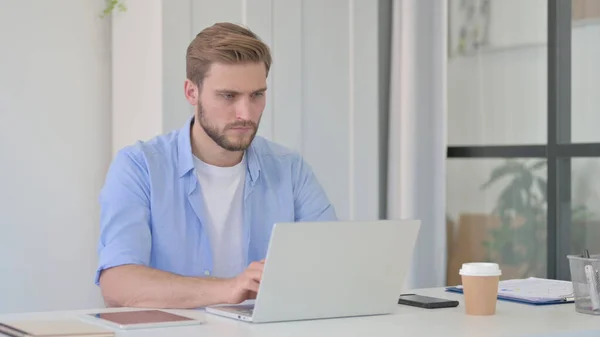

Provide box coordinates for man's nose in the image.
[235,98,252,119]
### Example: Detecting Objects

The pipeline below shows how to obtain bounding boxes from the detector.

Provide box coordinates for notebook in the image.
[82,310,202,330]
[446,277,575,305]
[0,319,114,337]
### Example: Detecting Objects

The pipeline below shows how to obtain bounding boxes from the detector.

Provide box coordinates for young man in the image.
[96,23,336,309]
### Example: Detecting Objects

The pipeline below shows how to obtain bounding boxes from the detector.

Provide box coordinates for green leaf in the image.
[529,160,547,171]
[101,0,127,18]
[536,177,547,202]
[481,160,524,190]
[498,180,526,213]
[516,169,534,194]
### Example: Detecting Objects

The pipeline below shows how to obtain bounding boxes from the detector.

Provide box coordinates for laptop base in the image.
[206,304,255,322]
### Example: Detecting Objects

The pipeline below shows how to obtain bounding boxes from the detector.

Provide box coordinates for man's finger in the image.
[244,279,260,293]
[248,261,265,272]
[245,268,263,282]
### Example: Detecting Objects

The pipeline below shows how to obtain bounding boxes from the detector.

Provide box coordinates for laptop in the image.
[205,219,421,323]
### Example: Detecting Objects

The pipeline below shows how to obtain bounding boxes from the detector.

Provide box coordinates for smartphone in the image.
[398,294,459,309]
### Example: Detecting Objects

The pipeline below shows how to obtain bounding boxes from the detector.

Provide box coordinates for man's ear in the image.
[184,79,199,105]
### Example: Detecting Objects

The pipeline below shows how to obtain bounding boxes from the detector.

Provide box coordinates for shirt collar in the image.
[177,115,260,182]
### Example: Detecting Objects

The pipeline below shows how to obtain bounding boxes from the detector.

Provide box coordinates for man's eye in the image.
[253,92,264,97]
[222,93,234,99]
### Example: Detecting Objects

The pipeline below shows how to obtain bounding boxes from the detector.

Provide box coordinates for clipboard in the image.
[445,277,575,306]
[445,286,574,305]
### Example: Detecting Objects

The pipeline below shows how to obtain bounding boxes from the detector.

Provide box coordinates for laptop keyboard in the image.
[237,307,254,316]
[221,304,255,316]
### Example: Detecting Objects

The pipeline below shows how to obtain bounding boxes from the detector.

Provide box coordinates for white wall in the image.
[111,0,164,156]
[112,0,384,221]
[0,0,111,313]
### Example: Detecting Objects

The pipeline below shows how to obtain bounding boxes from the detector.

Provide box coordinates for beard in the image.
[196,102,259,151]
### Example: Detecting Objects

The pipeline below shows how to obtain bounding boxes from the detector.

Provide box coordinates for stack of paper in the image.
[446,277,574,305]
[496,277,574,302]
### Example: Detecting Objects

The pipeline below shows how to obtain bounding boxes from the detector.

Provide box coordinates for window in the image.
[446,0,600,282]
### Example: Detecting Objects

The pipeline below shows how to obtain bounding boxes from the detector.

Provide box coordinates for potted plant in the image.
[481,159,594,278]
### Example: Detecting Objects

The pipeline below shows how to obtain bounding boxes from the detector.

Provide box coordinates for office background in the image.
[446,0,600,285]
[0,0,598,315]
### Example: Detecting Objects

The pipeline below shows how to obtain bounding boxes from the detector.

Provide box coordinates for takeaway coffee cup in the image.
[459,262,502,315]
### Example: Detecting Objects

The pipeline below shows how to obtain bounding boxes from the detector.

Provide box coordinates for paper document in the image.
[450,277,574,301]
[446,277,574,304]
[497,277,574,301]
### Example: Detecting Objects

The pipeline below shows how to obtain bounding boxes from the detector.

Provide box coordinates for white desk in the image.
[1,288,599,337]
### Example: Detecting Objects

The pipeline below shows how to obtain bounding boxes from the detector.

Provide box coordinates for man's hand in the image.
[224,260,265,304]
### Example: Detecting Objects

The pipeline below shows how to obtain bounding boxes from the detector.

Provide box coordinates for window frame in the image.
[446,0,600,280]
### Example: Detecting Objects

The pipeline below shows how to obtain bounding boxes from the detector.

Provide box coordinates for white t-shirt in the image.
[193,154,246,279]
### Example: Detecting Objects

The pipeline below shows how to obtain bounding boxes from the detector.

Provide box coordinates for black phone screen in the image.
[398,294,459,309]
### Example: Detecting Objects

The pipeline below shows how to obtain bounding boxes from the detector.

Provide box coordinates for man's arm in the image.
[97,148,261,308]
[99,262,264,308]
[99,265,226,308]
[292,155,337,221]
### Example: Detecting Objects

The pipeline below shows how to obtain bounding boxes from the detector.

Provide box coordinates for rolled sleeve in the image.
[95,147,152,285]
[292,154,337,222]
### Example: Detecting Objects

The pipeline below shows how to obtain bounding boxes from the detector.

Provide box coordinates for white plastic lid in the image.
[459,262,502,276]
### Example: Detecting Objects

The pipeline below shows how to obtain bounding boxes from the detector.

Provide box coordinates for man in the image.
[96,22,336,309]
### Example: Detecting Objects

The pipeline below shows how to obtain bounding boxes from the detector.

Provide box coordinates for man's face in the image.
[195,62,267,151]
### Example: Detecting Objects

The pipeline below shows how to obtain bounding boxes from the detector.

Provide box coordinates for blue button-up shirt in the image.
[95,117,337,284]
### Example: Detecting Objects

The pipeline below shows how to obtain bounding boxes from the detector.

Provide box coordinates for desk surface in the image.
[1,288,599,337]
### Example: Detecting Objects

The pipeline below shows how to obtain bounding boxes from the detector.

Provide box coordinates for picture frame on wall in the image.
[447,0,491,57]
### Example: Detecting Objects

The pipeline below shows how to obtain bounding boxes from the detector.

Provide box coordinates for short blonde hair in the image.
[186,22,272,86]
